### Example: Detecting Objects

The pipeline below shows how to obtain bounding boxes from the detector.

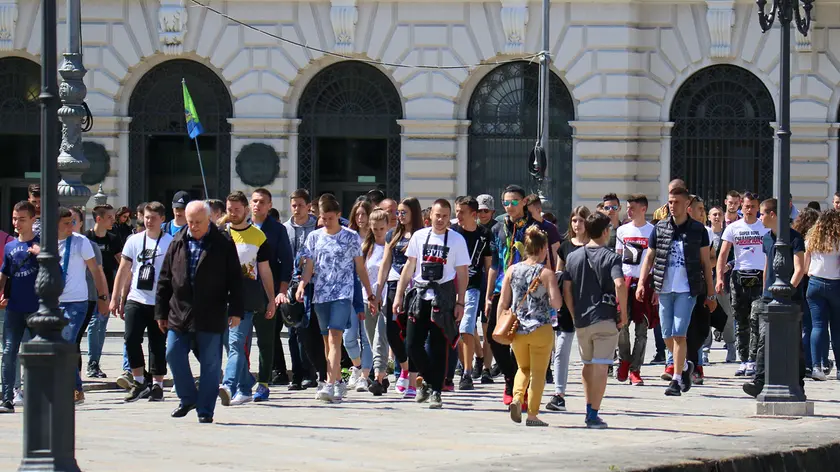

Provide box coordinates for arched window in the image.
[670,65,776,205]
[298,61,402,209]
[129,60,232,204]
[467,61,574,219]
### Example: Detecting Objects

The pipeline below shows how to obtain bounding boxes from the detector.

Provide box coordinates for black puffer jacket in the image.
[652,217,706,297]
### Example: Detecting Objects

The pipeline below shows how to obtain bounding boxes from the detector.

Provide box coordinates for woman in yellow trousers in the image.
[499,227,564,426]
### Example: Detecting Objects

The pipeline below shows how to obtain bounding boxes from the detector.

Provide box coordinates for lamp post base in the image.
[756,400,814,417]
[18,340,80,472]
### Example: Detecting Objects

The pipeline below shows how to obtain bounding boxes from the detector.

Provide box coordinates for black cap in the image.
[172,191,191,209]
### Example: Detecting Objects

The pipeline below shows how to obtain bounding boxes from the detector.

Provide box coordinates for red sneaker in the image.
[523,392,528,412]
[693,366,705,385]
[503,389,513,405]
[661,364,674,381]
[616,360,630,383]
[629,370,644,385]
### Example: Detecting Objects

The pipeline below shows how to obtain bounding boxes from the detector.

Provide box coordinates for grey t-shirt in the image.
[563,245,623,329]
[85,238,103,302]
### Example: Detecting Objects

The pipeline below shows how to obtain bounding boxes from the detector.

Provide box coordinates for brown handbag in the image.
[492,271,542,345]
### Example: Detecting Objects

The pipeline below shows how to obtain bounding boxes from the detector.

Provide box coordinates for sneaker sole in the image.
[148,396,164,402]
[218,389,231,407]
[546,404,566,412]
[429,402,442,409]
[116,378,132,390]
[509,402,522,423]
[664,390,681,396]
[585,422,608,429]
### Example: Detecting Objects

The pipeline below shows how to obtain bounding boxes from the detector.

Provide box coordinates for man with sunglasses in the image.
[716,192,770,377]
[602,194,621,249]
[486,184,540,405]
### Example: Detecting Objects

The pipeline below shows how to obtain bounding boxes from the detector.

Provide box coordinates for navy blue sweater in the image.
[257,216,294,291]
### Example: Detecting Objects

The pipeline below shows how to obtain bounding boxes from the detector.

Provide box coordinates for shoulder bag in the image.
[492,266,542,345]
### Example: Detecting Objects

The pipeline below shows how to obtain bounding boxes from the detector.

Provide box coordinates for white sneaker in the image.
[230,392,252,405]
[355,376,369,392]
[316,383,335,402]
[811,370,827,381]
[332,382,344,402]
[396,375,410,393]
[347,367,361,389]
[13,389,23,406]
[218,385,232,406]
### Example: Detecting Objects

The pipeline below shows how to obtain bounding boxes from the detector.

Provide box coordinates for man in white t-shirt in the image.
[394,199,469,409]
[57,207,109,405]
[615,194,655,386]
[715,192,770,377]
[111,202,173,403]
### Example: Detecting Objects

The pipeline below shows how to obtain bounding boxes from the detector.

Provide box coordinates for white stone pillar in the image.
[397,119,465,207]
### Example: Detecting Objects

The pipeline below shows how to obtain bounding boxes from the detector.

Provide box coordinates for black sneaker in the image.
[368,380,384,396]
[472,357,484,378]
[823,359,834,376]
[0,400,14,413]
[429,391,442,409]
[89,361,107,379]
[743,381,763,398]
[125,381,151,402]
[664,380,681,396]
[680,361,694,393]
[381,378,390,392]
[86,361,98,378]
[416,383,432,403]
[148,384,164,402]
[545,394,566,412]
[287,383,303,391]
[271,371,290,386]
[490,364,502,378]
[480,369,494,384]
[458,375,474,391]
[650,352,666,365]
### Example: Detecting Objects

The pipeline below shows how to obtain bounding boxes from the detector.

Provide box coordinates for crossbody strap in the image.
[61,235,73,282]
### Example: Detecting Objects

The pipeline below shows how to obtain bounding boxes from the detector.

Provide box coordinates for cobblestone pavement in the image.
[0,328,838,471]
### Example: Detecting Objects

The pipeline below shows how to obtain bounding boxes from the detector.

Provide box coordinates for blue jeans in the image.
[658,292,696,339]
[223,312,255,397]
[167,330,223,418]
[2,310,32,403]
[60,301,89,391]
[122,344,130,372]
[806,277,840,369]
[801,296,813,370]
[86,309,109,364]
[343,311,372,371]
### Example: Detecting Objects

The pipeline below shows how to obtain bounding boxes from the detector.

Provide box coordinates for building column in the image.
[228,118,300,219]
[790,122,835,207]
[570,120,667,209]
[397,119,466,207]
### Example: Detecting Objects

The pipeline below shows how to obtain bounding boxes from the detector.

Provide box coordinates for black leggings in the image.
[687,297,710,368]
[486,293,517,385]
[385,282,416,371]
[124,300,167,376]
[297,302,327,382]
[405,299,448,392]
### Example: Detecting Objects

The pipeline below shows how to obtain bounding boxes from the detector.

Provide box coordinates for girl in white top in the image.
[804,209,840,380]
[362,209,391,394]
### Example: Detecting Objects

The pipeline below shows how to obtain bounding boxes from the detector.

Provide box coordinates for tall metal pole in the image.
[753,0,813,416]
[19,0,81,469]
[535,0,551,208]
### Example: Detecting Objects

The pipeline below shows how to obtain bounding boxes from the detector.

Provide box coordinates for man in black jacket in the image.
[157,200,244,424]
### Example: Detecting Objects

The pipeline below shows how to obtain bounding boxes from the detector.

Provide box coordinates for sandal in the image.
[526,418,549,427]
[509,401,522,424]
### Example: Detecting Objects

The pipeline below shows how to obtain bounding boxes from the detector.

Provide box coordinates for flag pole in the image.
[194,137,209,199]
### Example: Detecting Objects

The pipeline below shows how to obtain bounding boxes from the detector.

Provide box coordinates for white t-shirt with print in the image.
[406,227,470,285]
[363,243,385,300]
[122,231,174,305]
[616,222,654,279]
[59,233,96,303]
[722,219,769,271]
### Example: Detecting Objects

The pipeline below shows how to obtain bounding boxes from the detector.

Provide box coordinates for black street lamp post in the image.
[18,0,81,470]
[753,0,814,415]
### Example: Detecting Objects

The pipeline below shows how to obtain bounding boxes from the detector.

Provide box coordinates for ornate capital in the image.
[330,0,357,54]
[159,0,187,55]
[795,19,814,52]
[706,0,735,58]
[0,0,18,51]
[500,0,528,55]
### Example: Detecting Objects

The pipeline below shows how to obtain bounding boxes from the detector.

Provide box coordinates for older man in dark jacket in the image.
[157,200,243,424]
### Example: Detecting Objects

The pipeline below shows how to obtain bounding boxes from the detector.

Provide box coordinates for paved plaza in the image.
[1,322,839,471]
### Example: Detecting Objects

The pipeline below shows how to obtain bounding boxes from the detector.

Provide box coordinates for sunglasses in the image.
[396,210,408,216]
[478,209,493,213]
[502,200,520,207]
[604,205,619,211]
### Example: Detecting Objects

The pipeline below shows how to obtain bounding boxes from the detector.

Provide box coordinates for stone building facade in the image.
[0,0,838,223]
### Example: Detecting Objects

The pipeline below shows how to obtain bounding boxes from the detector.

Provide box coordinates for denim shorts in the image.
[658,292,696,339]
[458,288,481,335]
[313,299,353,335]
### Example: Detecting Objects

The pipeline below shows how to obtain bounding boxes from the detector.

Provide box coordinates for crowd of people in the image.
[1,181,839,427]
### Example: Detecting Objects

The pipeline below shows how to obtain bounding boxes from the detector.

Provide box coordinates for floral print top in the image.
[301,227,362,304]
[510,262,552,334]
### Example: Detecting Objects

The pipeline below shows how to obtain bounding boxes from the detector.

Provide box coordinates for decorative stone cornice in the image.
[706,0,735,58]
[159,0,187,55]
[0,1,17,51]
[330,0,358,54]
[500,0,528,55]
[795,20,813,52]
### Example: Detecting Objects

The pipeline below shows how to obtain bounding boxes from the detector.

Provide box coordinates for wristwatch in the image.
[98,294,108,301]
[367,295,375,302]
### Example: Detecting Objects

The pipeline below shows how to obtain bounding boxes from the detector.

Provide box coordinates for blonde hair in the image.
[363,209,390,258]
[523,226,548,257]
[806,209,840,254]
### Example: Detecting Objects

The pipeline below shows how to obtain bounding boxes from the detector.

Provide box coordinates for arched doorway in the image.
[297,61,402,211]
[467,61,574,220]
[129,60,232,206]
[670,65,776,205]
[0,57,42,233]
